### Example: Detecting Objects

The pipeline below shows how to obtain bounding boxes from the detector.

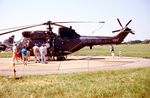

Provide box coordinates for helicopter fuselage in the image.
[15,26,132,61]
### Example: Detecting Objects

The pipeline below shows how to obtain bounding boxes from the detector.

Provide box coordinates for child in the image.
[21,46,28,65]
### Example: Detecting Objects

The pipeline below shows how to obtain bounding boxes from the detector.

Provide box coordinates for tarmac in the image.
[0,56,150,77]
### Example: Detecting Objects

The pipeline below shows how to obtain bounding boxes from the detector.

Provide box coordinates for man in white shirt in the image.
[39,44,47,64]
[33,44,40,63]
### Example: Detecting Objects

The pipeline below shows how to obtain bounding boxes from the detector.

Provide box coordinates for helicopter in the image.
[0,35,15,52]
[0,18,134,60]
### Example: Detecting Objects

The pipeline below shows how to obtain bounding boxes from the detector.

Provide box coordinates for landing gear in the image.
[57,56,66,61]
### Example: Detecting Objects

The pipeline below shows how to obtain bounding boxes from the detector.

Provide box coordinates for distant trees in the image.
[124,39,150,44]
[142,39,150,44]
[127,40,142,44]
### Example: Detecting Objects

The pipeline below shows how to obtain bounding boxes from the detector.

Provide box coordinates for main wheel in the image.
[57,56,66,61]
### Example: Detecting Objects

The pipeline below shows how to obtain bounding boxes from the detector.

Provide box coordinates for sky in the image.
[0,0,150,42]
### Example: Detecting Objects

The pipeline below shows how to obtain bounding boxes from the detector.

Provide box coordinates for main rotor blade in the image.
[52,23,68,28]
[117,18,123,29]
[54,21,105,24]
[125,20,132,27]
[0,24,37,31]
[0,23,43,36]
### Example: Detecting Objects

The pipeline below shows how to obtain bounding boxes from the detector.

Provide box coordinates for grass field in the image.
[0,68,150,98]
[72,44,150,58]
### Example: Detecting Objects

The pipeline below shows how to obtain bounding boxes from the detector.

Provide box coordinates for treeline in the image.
[124,39,150,44]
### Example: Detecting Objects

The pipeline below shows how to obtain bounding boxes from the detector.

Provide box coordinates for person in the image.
[44,44,47,61]
[26,46,30,62]
[12,43,18,63]
[46,40,50,61]
[21,46,28,65]
[50,38,55,60]
[111,45,115,58]
[33,44,40,63]
[119,50,122,58]
[39,44,47,64]
[16,51,22,62]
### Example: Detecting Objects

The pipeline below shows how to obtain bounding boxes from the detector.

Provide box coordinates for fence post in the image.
[13,62,16,79]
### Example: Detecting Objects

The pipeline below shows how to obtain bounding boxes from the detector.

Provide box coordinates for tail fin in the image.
[3,35,15,46]
[112,28,130,44]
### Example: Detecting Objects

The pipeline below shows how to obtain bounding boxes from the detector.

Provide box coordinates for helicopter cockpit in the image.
[58,27,80,39]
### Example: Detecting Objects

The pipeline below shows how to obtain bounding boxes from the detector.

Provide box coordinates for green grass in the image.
[0,52,12,58]
[72,44,150,58]
[0,68,150,98]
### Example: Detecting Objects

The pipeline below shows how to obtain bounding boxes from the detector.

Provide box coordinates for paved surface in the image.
[0,56,150,77]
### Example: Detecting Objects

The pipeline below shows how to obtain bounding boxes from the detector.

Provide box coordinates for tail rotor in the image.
[112,18,134,34]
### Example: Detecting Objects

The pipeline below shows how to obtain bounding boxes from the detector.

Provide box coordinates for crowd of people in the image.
[32,43,53,64]
[12,39,55,65]
[13,43,30,65]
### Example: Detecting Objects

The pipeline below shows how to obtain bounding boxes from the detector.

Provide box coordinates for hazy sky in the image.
[0,0,150,42]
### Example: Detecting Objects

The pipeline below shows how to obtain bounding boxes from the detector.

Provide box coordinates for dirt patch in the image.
[0,56,150,77]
